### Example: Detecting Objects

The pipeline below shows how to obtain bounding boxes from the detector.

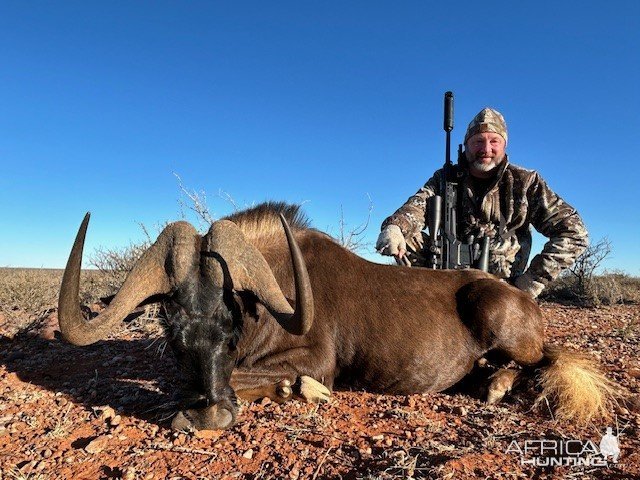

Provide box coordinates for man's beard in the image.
[468,152,505,174]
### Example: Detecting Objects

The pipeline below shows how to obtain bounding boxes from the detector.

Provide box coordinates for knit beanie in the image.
[464,108,508,145]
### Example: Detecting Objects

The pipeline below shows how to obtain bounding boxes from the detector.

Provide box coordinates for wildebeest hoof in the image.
[276,379,292,400]
[297,376,331,403]
[171,404,235,431]
[486,368,519,405]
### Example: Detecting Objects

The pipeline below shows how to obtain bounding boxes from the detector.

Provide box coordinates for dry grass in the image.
[0,267,121,337]
[45,404,73,439]
[0,269,62,316]
[536,345,626,424]
[5,468,48,480]
[543,271,640,306]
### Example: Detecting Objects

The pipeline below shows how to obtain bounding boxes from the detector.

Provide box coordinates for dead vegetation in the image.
[540,237,640,306]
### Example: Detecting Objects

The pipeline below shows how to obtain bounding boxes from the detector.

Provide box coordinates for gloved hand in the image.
[376,225,407,257]
[514,271,545,299]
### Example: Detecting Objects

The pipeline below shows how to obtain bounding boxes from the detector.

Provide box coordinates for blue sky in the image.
[1,1,639,274]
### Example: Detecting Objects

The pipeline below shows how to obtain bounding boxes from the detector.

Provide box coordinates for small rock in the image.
[259,397,271,407]
[194,429,221,440]
[110,415,122,426]
[123,468,136,480]
[371,434,384,442]
[42,449,53,459]
[85,435,109,454]
[453,406,467,416]
[100,406,116,421]
[173,433,187,446]
[242,449,254,459]
[38,314,60,340]
[0,415,13,427]
[615,405,629,416]
[289,468,300,480]
[10,421,27,433]
[628,368,640,379]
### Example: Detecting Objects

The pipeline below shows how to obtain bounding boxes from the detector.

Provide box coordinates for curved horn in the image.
[205,215,313,335]
[276,213,314,335]
[58,214,198,346]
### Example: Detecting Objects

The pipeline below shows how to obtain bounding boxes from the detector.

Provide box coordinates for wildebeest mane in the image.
[223,201,311,243]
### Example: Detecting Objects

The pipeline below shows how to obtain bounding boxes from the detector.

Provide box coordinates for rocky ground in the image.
[0,300,638,479]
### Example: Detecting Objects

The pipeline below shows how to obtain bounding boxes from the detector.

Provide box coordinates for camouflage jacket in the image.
[381,157,588,285]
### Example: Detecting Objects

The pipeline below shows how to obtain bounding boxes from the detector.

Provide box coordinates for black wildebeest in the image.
[58,202,617,431]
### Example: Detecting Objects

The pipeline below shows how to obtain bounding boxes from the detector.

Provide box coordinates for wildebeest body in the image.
[229,207,543,395]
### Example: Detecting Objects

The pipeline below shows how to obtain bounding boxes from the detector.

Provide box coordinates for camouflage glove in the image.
[376,225,406,256]
[514,271,545,299]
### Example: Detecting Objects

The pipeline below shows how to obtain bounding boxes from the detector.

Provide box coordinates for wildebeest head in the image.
[58,213,313,431]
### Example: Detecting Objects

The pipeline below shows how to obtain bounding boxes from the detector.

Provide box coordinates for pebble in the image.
[628,368,640,379]
[242,449,254,459]
[289,467,300,479]
[173,434,187,446]
[0,415,13,427]
[100,406,116,420]
[110,415,122,426]
[453,406,468,416]
[85,435,109,454]
[42,449,53,458]
[371,434,384,442]
[192,428,220,440]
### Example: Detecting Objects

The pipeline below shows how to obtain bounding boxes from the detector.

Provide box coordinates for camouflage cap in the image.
[464,107,508,145]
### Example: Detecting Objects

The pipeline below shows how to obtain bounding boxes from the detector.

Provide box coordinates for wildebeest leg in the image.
[230,370,295,403]
[230,369,331,404]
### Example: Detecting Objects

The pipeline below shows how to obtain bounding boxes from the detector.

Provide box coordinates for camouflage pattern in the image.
[464,108,508,144]
[381,157,588,288]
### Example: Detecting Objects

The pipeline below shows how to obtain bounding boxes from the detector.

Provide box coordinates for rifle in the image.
[425,91,490,271]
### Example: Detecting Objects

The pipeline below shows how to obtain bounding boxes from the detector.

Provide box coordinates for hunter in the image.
[376,107,588,299]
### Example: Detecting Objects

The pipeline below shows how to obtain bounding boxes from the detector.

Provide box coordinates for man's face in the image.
[465,132,506,178]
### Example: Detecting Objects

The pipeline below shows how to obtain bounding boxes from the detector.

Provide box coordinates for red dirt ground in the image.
[1,303,638,479]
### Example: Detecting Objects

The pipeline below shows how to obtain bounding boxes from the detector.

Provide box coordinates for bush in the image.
[539,237,640,306]
[89,241,151,295]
